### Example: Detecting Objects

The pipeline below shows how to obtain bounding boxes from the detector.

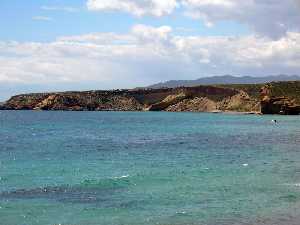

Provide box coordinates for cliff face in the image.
[165,97,217,112]
[3,91,143,111]
[260,82,300,115]
[2,81,300,114]
[1,86,259,113]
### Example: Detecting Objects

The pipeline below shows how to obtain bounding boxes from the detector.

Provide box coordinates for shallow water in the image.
[0,111,300,225]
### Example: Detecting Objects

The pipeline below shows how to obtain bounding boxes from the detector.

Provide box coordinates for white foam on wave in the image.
[114,175,130,179]
[242,163,249,167]
[282,183,300,187]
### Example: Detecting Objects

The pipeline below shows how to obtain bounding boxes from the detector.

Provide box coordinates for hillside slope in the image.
[147,75,300,89]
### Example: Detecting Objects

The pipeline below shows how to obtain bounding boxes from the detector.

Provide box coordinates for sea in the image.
[0,111,300,225]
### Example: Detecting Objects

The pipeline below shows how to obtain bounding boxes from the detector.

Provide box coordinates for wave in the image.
[282,183,300,187]
[80,175,133,190]
[0,176,135,204]
[113,175,130,179]
[0,172,172,204]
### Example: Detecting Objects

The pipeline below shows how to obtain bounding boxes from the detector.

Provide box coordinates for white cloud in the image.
[58,33,136,45]
[1,24,300,100]
[131,24,172,44]
[32,16,53,21]
[182,0,300,39]
[86,0,300,39]
[41,6,79,13]
[86,0,178,17]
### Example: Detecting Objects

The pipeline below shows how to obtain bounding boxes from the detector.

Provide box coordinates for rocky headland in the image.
[1,81,300,115]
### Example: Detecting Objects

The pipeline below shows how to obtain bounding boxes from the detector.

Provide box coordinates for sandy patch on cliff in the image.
[165,97,217,112]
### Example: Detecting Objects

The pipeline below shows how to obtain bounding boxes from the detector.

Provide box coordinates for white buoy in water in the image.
[271,119,278,124]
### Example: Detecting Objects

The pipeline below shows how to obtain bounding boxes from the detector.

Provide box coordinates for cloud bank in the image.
[1,25,300,92]
[87,0,300,39]
[182,0,300,39]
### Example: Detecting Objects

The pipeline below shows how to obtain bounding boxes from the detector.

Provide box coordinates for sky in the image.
[1,0,300,100]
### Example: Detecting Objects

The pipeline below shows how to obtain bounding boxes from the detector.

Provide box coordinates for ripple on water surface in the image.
[0,111,300,225]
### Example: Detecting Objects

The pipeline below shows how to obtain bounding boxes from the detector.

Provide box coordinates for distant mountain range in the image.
[147,75,300,89]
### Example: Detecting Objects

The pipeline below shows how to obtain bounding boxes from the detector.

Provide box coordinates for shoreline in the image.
[0,109,263,115]
[0,109,287,116]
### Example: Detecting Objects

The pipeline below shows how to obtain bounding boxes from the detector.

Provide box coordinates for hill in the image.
[1,81,300,115]
[147,75,300,89]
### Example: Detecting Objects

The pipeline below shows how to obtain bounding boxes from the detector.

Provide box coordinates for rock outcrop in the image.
[260,82,300,115]
[147,93,189,111]
[261,96,300,115]
[217,91,261,112]
[165,97,217,112]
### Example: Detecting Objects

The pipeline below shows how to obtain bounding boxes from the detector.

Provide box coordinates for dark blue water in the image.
[0,111,300,225]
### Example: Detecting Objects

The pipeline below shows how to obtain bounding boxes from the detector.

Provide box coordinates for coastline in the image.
[0,108,263,115]
[1,81,300,115]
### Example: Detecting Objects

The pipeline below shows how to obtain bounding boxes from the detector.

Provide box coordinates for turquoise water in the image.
[0,111,300,225]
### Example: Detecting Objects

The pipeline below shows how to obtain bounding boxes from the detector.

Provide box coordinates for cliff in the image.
[1,81,300,115]
[260,82,300,115]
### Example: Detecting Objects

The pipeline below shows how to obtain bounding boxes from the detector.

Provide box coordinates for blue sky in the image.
[0,0,250,42]
[0,0,299,100]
